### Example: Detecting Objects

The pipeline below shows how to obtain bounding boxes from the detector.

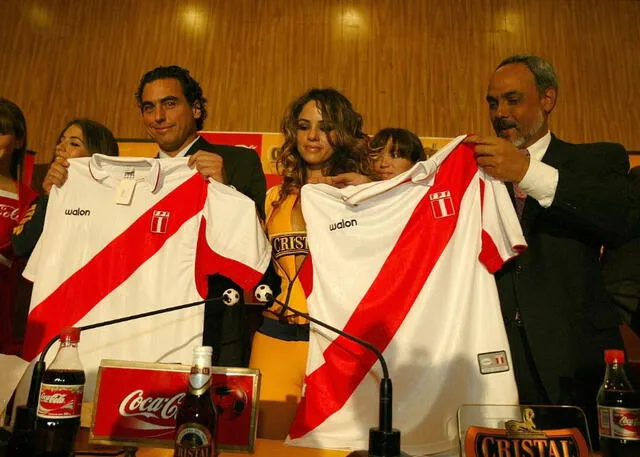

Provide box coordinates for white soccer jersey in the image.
[286,135,526,455]
[22,155,270,400]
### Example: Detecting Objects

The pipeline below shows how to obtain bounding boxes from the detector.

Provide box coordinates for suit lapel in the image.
[185,136,236,185]
[184,136,207,157]
[541,134,570,169]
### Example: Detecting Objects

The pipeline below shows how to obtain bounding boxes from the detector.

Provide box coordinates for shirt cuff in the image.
[518,158,559,208]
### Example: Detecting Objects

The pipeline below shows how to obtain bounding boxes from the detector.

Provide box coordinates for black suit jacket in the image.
[185,137,267,367]
[185,136,266,217]
[496,135,629,427]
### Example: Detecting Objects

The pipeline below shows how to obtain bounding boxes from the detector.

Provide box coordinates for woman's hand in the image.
[42,156,70,195]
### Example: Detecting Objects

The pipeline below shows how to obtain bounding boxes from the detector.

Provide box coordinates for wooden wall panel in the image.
[0,0,638,166]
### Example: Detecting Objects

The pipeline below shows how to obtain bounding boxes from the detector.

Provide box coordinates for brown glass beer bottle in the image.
[174,346,218,457]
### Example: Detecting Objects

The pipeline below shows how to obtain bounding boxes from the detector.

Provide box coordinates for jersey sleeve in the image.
[478,172,527,273]
[22,192,59,282]
[195,180,272,292]
[21,234,41,282]
[12,195,46,258]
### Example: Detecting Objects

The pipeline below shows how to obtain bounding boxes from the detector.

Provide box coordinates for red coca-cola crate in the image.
[90,360,260,452]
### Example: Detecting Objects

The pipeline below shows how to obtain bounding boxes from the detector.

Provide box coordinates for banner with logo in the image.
[91,360,260,452]
[458,404,592,457]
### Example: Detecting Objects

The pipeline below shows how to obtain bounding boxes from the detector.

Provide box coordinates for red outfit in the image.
[0,182,37,354]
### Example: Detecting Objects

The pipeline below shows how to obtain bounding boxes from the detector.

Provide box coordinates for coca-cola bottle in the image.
[597,349,640,457]
[174,346,218,457]
[34,327,85,457]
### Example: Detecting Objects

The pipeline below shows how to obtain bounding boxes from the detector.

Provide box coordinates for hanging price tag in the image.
[115,179,137,205]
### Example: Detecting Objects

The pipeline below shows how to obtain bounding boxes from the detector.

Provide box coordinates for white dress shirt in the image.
[158,135,200,159]
[518,130,558,208]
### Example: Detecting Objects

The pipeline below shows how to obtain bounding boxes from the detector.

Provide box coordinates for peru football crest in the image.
[151,210,170,234]
[430,190,455,218]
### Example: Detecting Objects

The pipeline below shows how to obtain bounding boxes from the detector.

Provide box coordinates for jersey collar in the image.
[334,134,466,206]
[88,154,162,192]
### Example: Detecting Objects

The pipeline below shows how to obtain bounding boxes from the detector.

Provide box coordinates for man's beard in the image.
[493,110,545,148]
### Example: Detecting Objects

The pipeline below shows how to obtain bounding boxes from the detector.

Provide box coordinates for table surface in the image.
[77,428,350,457]
[135,439,351,456]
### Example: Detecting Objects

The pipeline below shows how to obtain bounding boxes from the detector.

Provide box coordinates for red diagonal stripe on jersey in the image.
[288,144,477,438]
[22,174,207,360]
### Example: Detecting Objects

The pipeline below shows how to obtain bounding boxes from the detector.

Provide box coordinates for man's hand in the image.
[307,172,372,188]
[465,135,530,183]
[188,150,226,184]
[42,156,70,195]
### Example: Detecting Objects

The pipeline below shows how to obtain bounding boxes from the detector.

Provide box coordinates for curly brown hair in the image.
[273,88,371,208]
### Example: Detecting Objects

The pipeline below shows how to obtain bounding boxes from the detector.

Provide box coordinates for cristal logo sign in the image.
[118,389,186,420]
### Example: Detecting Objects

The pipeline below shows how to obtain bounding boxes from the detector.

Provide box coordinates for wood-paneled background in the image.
[1,0,639,165]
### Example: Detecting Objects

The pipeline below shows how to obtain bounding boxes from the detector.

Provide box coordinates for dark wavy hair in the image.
[369,128,426,164]
[274,88,371,207]
[135,65,208,130]
[0,98,27,181]
[57,119,119,158]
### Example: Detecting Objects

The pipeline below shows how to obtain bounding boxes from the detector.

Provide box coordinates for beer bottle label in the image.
[598,405,640,440]
[36,383,84,418]
[174,422,214,457]
[189,366,211,396]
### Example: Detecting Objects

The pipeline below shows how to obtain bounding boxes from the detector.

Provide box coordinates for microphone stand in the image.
[260,291,409,457]
[15,294,231,448]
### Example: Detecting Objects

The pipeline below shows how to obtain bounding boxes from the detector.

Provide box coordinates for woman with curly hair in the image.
[250,87,370,439]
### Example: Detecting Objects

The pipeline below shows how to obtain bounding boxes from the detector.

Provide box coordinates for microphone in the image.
[13,289,241,444]
[254,284,409,457]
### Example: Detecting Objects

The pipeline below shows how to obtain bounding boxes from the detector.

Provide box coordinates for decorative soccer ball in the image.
[222,289,240,306]
[213,383,248,419]
[254,284,273,303]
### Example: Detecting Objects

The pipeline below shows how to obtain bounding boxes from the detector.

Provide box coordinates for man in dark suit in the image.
[134,65,266,367]
[41,66,267,366]
[466,55,630,442]
[602,166,640,336]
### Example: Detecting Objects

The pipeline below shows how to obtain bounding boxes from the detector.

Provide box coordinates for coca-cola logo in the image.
[0,204,19,221]
[118,389,186,420]
[40,392,69,405]
[618,414,640,429]
[37,385,83,418]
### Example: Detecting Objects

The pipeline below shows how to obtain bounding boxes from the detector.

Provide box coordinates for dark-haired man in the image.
[135,66,266,218]
[39,66,266,366]
[135,66,266,366]
[466,55,630,441]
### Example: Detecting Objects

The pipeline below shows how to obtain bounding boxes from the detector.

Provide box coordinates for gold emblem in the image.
[505,408,546,437]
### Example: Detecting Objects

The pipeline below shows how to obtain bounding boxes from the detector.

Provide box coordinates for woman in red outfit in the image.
[0,98,37,354]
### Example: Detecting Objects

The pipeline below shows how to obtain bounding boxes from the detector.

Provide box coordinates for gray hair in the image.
[497,55,559,95]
